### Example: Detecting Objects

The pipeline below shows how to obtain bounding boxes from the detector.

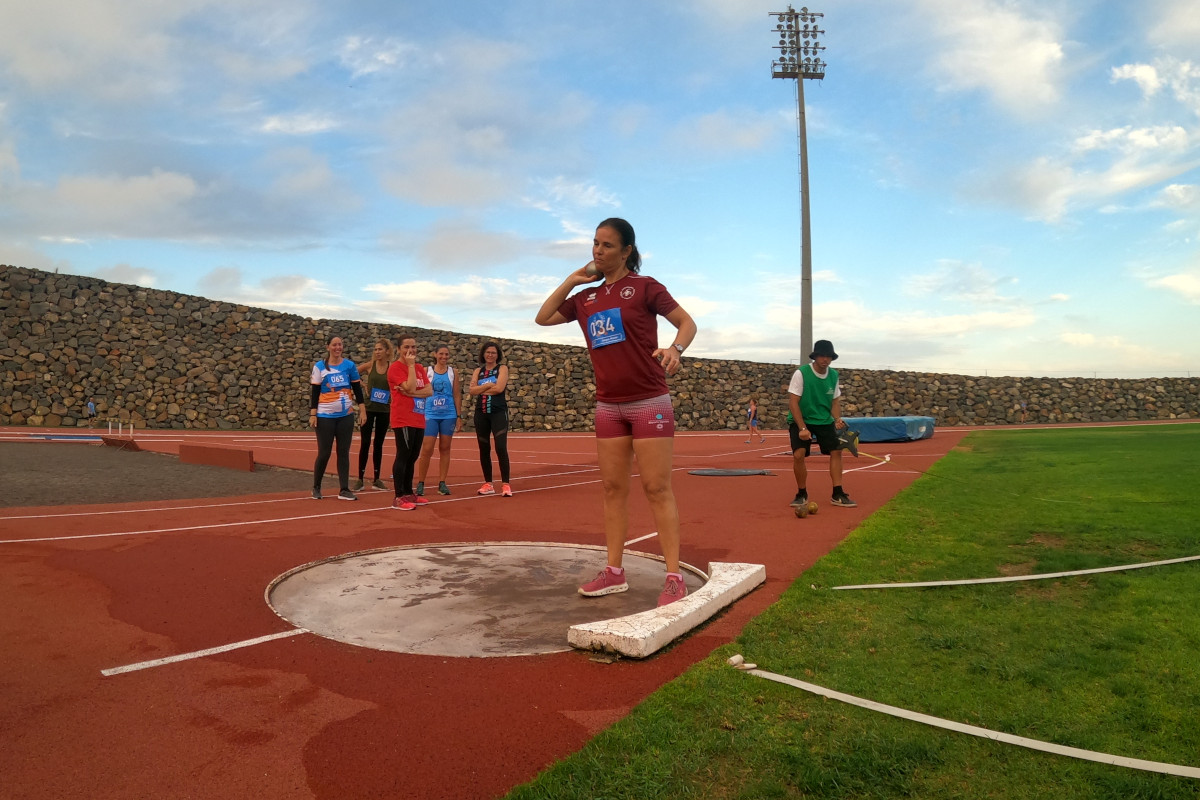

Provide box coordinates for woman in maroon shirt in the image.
[536,218,697,607]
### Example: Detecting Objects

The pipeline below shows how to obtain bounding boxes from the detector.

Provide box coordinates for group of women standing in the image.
[309,336,512,506]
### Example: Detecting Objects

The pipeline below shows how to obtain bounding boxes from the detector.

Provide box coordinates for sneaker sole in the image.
[578,583,629,597]
[831,501,857,507]
[338,495,358,501]
[789,499,809,508]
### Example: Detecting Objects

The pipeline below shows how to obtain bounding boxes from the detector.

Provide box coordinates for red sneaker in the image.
[501,483,513,497]
[578,567,628,597]
[391,497,416,511]
[477,482,495,496]
[408,494,429,506]
[658,574,688,607]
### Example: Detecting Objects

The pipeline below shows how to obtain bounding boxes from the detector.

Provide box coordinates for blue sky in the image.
[1,0,1197,378]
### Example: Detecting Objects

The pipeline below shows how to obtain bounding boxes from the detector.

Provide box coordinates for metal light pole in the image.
[770,6,826,364]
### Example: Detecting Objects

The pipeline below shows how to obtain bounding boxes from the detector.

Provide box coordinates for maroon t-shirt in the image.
[558,274,680,403]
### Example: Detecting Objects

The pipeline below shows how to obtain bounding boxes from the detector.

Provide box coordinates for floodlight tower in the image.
[770,6,826,363]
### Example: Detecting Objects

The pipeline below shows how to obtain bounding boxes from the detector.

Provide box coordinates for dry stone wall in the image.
[2,264,1197,431]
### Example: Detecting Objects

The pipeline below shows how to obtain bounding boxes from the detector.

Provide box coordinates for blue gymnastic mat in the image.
[842,416,935,443]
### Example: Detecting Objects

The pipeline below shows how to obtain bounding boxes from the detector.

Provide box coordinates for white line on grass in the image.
[831,554,1200,590]
[101,629,309,676]
[739,663,1200,778]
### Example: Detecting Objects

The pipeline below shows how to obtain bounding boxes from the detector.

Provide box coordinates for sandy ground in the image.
[1,441,307,507]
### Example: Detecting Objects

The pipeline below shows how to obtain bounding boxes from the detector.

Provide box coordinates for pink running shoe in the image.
[391,497,416,511]
[477,482,495,496]
[579,567,628,597]
[658,574,688,607]
[408,494,429,506]
[501,483,513,497]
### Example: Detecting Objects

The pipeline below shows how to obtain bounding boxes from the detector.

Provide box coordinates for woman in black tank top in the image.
[467,341,512,496]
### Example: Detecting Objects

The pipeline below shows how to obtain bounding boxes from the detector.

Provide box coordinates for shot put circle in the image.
[266,542,705,658]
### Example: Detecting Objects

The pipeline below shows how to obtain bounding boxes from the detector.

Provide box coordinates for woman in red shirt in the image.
[387,334,432,511]
[535,218,697,607]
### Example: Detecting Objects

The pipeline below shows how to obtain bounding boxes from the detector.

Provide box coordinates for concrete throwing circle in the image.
[266,542,706,658]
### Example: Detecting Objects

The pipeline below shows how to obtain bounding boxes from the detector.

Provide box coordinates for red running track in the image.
[0,426,967,800]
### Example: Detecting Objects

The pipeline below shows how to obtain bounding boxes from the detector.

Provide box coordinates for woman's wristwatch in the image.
[672,343,685,355]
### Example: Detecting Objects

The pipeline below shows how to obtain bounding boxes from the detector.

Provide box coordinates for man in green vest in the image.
[787,339,856,509]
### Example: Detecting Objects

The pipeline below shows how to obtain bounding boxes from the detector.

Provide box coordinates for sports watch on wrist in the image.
[672,343,685,355]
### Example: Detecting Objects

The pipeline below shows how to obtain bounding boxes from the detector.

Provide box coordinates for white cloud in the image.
[263,147,358,212]
[905,261,1018,305]
[1114,57,1200,118]
[1147,0,1200,49]
[339,36,418,78]
[1112,63,1164,97]
[53,169,200,234]
[1149,271,1200,303]
[535,178,620,211]
[93,262,161,287]
[197,265,347,315]
[259,113,341,135]
[1151,183,1200,215]
[675,109,782,153]
[1059,331,1163,360]
[419,221,530,270]
[922,0,1065,113]
[1073,126,1189,156]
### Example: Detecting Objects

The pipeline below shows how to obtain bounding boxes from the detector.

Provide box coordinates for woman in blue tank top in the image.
[415,344,461,496]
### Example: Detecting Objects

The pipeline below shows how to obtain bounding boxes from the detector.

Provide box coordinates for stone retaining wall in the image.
[2,264,1196,430]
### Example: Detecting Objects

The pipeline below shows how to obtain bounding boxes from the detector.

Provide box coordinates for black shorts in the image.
[789,422,839,456]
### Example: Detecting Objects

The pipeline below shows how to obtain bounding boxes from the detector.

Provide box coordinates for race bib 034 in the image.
[587,308,626,348]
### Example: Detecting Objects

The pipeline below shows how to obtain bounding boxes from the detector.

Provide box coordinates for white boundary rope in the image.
[831,554,1200,590]
[738,662,1200,779]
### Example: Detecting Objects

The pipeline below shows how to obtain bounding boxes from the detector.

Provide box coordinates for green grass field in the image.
[508,424,1200,800]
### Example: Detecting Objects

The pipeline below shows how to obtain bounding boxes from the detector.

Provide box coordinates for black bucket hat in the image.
[809,340,838,360]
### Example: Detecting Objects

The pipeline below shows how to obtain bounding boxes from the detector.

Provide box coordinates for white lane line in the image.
[102,629,309,676]
[831,554,1200,590]
[741,664,1200,778]
[0,471,605,543]
[0,493,320,521]
[626,531,659,546]
[0,505,384,544]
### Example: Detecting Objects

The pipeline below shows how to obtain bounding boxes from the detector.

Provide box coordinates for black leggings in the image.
[314,415,356,491]
[474,409,510,483]
[391,426,425,497]
[357,410,389,478]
